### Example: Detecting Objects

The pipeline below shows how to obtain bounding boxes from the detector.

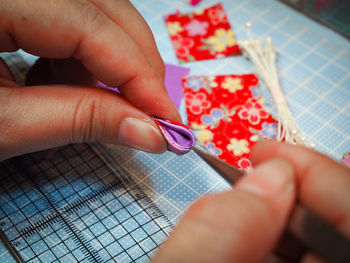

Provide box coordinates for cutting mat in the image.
[1,0,349,262]
[0,144,173,263]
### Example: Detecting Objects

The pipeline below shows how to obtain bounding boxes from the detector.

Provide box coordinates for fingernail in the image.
[119,118,167,153]
[237,159,294,197]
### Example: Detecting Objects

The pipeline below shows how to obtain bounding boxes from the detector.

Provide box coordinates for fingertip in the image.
[237,158,295,202]
[120,75,182,123]
[251,141,280,165]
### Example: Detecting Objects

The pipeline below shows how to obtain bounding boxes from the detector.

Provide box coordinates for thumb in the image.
[0,85,166,161]
[152,159,296,263]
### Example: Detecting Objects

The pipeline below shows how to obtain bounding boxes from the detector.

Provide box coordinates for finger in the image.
[1,0,180,121]
[152,159,295,263]
[0,57,17,87]
[252,142,350,237]
[0,85,167,161]
[87,0,165,80]
[0,57,15,81]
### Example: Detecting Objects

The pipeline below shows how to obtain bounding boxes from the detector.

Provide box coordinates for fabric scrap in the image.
[165,3,240,63]
[164,64,190,109]
[183,74,278,171]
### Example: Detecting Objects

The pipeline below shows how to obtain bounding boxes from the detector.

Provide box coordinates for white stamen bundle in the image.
[238,22,314,147]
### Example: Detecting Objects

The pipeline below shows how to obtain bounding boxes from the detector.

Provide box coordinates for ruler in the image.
[0,143,173,262]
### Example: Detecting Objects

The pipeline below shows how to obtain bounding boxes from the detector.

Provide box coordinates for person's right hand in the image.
[0,0,181,161]
[252,142,350,262]
[152,142,350,263]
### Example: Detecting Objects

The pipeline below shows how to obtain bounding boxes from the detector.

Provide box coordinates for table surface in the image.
[1,0,349,262]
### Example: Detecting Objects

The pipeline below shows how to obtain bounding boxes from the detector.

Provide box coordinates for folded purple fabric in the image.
[154,118,196,155]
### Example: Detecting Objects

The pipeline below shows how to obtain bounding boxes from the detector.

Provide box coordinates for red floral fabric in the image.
[183,74,278,171]
[164,3,240,63]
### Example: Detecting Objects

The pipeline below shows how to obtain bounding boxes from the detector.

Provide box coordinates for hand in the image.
[152,142,350,263]
[0,0,181,161]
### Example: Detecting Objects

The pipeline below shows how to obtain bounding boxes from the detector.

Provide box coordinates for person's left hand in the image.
[0,0,181,161]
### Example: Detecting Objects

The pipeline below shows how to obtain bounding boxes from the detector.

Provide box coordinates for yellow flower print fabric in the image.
[164,3,240,63]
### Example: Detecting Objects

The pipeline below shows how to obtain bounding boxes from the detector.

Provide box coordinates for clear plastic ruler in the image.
[0,143,173,263]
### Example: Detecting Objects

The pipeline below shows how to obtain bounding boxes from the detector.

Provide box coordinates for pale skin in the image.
[1,1,349,262]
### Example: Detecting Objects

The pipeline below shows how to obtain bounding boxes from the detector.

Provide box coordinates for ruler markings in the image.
[18,154,102,263]
[0,144,173,262]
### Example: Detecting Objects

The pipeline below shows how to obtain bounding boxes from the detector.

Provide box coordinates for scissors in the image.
[192,144,350,263]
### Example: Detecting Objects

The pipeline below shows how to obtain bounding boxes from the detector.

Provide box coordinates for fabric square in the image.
[183,74,278,171]
[183,74,259,125]
[165,3,240,63]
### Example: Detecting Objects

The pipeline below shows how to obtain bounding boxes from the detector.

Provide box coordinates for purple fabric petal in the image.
[154,118,196,155]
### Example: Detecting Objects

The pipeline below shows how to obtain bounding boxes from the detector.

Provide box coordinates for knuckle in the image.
[71,92,104,143]
[238,192,272,219]
[74,0,107,33]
